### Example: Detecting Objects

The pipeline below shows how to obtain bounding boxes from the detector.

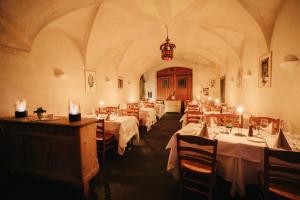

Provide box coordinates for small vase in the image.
[37,113,43,120]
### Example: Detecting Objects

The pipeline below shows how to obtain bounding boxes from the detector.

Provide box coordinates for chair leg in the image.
[102,142,106,164]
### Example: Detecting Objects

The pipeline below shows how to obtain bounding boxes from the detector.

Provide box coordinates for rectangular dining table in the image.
[166,123,299,196]
[85,115,139,155]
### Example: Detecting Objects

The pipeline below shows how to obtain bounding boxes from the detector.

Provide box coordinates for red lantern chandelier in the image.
[160,26,176,61]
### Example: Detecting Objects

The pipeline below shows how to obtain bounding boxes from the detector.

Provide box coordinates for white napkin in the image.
[200,123,209,138]
[273,129,291,150]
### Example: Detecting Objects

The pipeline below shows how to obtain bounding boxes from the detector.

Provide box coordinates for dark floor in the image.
[0,113,260,200]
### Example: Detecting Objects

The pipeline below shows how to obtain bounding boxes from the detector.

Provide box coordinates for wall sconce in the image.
[69,99,81,122]
[105,76,110,82]
[15,99,28,118]
[53,68,67,79]
[243,69,252,78]
[280,55,299,68]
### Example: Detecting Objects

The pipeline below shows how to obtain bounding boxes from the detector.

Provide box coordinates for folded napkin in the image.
[273,129,291,150]
[200,122,209,138]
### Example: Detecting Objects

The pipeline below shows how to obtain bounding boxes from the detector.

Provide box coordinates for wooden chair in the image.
[144,102,155,108]
[186,111,203,124]
[259,147,300,200]
[102,106,118,114]
[249,117,281,134]
[96,119,115,163]
[127,103,139,109]
[205,114,243,128]
[187,105,200,112]
[177,135,218,200]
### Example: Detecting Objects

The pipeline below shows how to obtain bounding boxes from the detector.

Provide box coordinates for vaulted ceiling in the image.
[0,0,285,76]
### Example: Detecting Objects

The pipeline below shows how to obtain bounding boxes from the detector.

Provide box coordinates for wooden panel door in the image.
[157,76,173,100]
[157,67,192,100]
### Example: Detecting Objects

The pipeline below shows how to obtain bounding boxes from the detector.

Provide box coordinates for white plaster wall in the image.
[0,26,139,116]
[232,0,300,133]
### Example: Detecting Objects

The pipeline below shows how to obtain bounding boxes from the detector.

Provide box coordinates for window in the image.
[178,76,186,88]
[162,78,169,88]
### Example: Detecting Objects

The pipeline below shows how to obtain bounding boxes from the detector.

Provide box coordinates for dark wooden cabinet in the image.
[0,117,99,199]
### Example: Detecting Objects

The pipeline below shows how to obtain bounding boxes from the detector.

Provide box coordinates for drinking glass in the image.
[210,117,218,134]
[260,119,270,136]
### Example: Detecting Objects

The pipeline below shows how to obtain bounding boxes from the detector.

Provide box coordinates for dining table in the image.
[85,114,139,155]
[139,107,157,131]
[166,123,300,196]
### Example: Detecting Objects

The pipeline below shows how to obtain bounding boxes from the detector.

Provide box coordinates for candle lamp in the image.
[68,99,81,122]
[15,99,28,118]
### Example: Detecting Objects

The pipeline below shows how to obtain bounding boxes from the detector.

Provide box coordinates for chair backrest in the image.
[156,99,164,104]
[144,102,154,108]
[187,105,200,112]
[249,117,280,134]
[177,134,218,173]
[205,113,243,128]
[96,119,105,139]
[264,148,300,198]
[102,106,118,114]
[186,111,203,124]
[127,103,139,109]
[126,108,139,121]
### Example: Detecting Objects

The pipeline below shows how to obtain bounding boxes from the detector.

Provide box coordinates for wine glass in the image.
[260,119,270,136]
[210,117,218,134]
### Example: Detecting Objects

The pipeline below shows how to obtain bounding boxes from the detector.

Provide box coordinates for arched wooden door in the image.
[157,67,192,100]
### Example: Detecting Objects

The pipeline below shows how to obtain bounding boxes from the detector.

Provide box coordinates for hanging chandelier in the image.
[160,26,176,61]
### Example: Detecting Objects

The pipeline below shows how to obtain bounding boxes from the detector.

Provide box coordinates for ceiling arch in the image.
[0,0,285,76]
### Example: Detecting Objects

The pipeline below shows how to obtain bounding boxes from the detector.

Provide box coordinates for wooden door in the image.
[157,67,192,100]
[220,76,226,103]
[3,132,25,165]
[50,138,77,177]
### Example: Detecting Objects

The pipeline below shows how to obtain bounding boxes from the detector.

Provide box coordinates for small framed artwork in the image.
[203,87,209,96]
[85,70,96,94]
[259,51,272,87]
[118,78,123,89]
[178,76,187,88]
[162,78,169,88]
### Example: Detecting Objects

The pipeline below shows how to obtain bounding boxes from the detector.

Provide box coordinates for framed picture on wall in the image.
[203,87,209,96]
[259,51,272,87]
[85,70,96,94]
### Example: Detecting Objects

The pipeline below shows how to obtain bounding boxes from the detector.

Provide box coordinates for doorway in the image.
[220,76,226,103]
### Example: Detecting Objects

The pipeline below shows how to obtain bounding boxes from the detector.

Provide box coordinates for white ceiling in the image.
[0,0,285,75]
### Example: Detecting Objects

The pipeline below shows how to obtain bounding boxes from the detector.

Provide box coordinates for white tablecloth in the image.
[105,116,139,155]
[84,115,139,155]
[154,103,166,119]
[140,107,157,131]
[166,125,295,196]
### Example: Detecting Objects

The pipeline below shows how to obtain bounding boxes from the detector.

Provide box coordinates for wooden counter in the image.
[0,116,99,199]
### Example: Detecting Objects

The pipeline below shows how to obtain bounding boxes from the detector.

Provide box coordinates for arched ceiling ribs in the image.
[0,1,103,52]
[237,0,285,49]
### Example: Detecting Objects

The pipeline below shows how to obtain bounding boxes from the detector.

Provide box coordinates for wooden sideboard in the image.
[0,116,99,199]
[165,100,182,113]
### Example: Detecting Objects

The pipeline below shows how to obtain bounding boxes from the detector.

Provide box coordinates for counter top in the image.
[0,116,98,127]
